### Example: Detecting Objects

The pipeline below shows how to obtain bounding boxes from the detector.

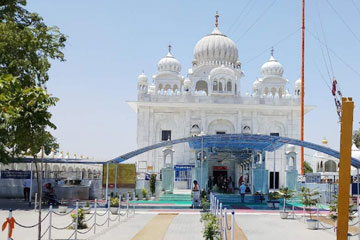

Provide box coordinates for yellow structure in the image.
[337,97,354,240]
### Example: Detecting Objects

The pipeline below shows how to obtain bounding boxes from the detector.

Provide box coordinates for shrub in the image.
[71,209,87,229]
[299,187,319,219]
[200,212,220,240]
[141,188,147,199]
[150,174,157,196]
[110,197,119,207]
[279,187,294,211]
[201,198,210,212]
[328,195,357,222]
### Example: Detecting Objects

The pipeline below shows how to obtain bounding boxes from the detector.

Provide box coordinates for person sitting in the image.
[43,183,59,206]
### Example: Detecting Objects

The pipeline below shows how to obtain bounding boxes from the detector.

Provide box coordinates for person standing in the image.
[23,178,31,201]
[240,182,246,203]
[228,176,233,193]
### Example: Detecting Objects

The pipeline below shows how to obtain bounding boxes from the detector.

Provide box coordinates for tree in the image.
[0,2,66,239]
[0,0,66,87]
[353,129,360,148]
[304,161,313,173]
[0,74,59,239]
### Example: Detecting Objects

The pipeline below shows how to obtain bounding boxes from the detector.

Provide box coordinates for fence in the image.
[210,192,235,240]
[211,192,360,240]
[2,192,136,240]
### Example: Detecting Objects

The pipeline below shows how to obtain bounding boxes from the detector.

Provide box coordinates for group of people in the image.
[23,179,60,205]
[208,175,234,193]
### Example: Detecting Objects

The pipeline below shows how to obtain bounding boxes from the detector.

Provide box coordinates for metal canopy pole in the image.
[105,163,109,201]
[29,161,33,207]
[114,164,118,195]
[273,145,276,191]
[201,136,204,190]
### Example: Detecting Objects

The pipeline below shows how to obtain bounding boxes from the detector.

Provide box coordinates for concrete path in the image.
[235,214,336,240]
[92,213,156,240]
[163,214,203,240]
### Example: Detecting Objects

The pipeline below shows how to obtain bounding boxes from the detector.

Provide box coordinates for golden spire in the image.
[215,11,219,27]
[322,137,328,145]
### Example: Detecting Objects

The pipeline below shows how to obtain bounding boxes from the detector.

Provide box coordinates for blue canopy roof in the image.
[109,134,360,168]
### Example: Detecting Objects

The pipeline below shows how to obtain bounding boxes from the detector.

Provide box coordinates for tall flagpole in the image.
[301,0,305,175]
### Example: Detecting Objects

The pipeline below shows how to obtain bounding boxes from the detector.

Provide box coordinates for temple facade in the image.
[128,14,314,192]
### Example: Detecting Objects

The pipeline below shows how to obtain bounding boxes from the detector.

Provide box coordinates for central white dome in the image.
[193,27,238,66]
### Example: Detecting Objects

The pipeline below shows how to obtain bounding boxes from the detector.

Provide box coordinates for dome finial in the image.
[215,11,219,27]
[168,44,172,53]
[270,47,274,57]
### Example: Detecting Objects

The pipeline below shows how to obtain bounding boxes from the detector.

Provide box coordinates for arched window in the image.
[264,87,269,95]
[195,80,208,94]
[213,80,218,91]
[271,87,276,96]
[219,82,223,92]
[324,160,337,172]
[278,88,283,97]
[158,84,163,90]
[173,85,178,91]
[235,84,237,94]
[227,81,232,92]
[165,84,171,91]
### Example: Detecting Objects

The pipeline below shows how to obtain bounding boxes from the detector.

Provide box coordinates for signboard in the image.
[174,165,194,171]
[213,166,227,171]
[103,164,136,188]
[1,170,31,179]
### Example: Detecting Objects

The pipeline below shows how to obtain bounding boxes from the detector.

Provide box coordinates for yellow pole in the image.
[337,97,354,240]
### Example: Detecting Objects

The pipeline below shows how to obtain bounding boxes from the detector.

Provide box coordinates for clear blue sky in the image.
[26,0,360,160]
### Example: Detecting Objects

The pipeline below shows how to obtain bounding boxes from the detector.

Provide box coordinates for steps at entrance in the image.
[159,194,192,202]
[213,194,254,207]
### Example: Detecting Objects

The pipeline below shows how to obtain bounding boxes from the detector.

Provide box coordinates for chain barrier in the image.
[51,221,74,230]
[95,218,109,227]
[14,211,50,228]
[5,194,137,240]
[40,226,50,239]
[66,230,75,240]
[84,212,96,222]
[96,209,109,217]
[109,214,120,222]
[77,223,96,235]
[52,207,77,216]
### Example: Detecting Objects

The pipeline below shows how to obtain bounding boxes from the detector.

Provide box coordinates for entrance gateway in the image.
[108,134,360,194]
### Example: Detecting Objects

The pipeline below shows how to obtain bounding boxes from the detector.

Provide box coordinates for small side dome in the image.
[184,78,192,87]
[157,45,181,73]
[138,71,148,84]
[295,78,302,96]
[261,55,284,77]
[253,79,260,90]
[295,78,302,89]
[148,82,155,95]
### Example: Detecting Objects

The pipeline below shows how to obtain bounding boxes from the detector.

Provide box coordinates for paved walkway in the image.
[163,214,203,240]
[235,214,336,240]
[0,207,343,240]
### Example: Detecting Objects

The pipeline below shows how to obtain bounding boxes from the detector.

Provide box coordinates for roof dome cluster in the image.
[138,71,148,84]
[157,47,181,73]
[261,55,284,77]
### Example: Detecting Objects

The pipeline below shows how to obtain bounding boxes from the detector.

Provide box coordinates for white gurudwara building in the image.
[128,13,314,192]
